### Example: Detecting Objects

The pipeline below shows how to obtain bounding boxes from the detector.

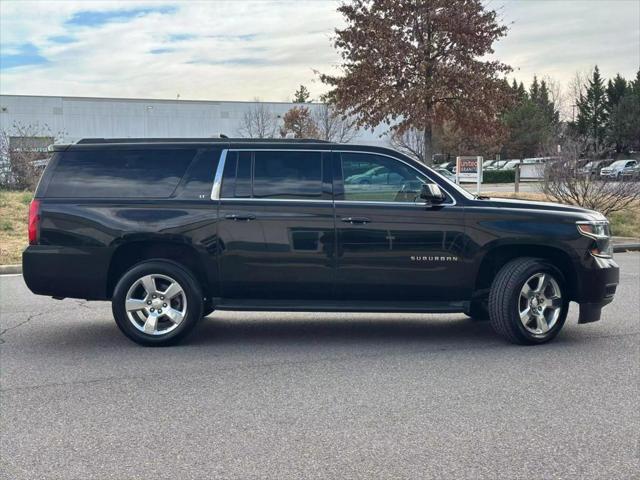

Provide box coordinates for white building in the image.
[0,94,388,146]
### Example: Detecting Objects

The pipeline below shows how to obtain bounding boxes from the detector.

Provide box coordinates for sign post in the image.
[456,156,483,195]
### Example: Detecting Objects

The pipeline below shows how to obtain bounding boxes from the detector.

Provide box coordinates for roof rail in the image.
[76,138,333,144]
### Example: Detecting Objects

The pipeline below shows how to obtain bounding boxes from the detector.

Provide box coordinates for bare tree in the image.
[237,100,279,139]
[388,128,425,163]
[543,76,567,122]
[1,122,59,190]
[568,69,590,122]
[312,104,358,143]
[542,137,640,216]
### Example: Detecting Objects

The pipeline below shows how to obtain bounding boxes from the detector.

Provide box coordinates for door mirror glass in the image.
[420,183,445,203]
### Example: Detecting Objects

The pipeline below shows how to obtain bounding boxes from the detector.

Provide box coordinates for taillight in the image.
[28,199,41,245]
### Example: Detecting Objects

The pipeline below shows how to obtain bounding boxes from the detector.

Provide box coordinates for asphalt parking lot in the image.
[1,252,638,479]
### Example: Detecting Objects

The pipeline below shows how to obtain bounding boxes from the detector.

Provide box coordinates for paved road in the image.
[1,253,638,479]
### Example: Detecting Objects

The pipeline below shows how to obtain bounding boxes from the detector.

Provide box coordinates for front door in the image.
[217,149,335,301]
[334,151,467,303]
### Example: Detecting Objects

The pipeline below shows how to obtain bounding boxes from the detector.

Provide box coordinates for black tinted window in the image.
[340,153,427,202]
[235,152,252,198]
[177,149,220,199]
[253,151,322,199]
[47,149,197,198]
[220,152,238,198]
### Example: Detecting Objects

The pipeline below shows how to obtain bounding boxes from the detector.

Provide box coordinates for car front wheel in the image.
[488,258,568,345]
[112,260,203,346]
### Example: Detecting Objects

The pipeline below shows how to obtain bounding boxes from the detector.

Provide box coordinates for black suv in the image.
[23,139,619,346]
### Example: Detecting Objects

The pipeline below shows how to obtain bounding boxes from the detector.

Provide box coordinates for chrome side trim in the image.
[211,149,228,200]
[220,198,331,204]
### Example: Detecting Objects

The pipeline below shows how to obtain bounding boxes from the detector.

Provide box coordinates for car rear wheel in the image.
[488,258,568,345]
[112,260,203,346]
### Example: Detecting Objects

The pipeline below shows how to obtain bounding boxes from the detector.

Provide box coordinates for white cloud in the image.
[0,0,638,102]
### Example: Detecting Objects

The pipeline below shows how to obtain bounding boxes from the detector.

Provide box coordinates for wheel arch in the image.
[474,243,578,301]
[106,240,212,300]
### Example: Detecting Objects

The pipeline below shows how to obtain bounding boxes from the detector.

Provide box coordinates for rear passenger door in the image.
[216,149,336,301]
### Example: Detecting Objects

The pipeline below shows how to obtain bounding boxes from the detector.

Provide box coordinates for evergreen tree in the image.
[575,66,608,154]
[500,76,560,158]
[605,74,628,114]
[292,85,311,103]
[607,69,640,152]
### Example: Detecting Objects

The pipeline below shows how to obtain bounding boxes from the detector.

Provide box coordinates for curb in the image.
[613,243,640,253]
[1,245,639,276]
[0,264,22,275]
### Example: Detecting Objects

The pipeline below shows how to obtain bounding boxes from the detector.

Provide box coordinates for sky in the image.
[0,0,638,103]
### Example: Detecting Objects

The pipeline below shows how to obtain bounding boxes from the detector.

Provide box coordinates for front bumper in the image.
[575,255,619,324]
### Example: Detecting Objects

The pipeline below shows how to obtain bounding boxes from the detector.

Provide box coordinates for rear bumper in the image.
[575,255,619,324]
[22,245,110,300]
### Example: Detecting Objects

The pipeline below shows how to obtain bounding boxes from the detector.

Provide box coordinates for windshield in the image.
[610,160,627,167]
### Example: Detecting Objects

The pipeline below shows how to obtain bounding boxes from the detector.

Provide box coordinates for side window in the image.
[177,149,220,199]
[234,152,252,198]
[253,151,322,199]
[340,153,428,203]
[46,149,197,198]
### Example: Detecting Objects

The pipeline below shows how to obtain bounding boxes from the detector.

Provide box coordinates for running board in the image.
[214,299,468,314]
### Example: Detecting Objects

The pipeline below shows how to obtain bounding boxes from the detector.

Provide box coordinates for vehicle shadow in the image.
[18,310,583,351]
[188,313,502,348]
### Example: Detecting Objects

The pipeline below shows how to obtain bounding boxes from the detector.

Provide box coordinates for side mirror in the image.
[420,183,445,204]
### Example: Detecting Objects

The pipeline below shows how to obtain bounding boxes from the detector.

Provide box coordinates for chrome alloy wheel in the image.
[124,274,187,336]
[518,273,563,336]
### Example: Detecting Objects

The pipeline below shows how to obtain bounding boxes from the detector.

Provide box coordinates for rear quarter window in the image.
[45,148,198,198]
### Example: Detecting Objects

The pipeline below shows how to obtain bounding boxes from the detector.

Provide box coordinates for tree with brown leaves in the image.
[280,106,318,139]
[320,0,512,165]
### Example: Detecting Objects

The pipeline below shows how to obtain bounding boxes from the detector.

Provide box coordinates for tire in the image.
[112,260,203,346]
[488,257,568,345]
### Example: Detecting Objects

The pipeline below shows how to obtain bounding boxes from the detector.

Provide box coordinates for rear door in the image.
[333,151,467,303]
[216,148,336,301]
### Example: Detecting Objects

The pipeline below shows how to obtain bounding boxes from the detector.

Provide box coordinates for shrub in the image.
[483,169,515,183]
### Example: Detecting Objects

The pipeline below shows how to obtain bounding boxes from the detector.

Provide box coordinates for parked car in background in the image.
[483,160,497,169]
[437,161,456,173]
[579,160,612,177]
[435,168,456,181]
[621,163,640,181]
[485,160,509,170]
[501,158,547,170]
[600,159,637,180]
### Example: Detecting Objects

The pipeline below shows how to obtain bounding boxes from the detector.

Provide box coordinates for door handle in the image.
[341,217,371,224]
[225,213,256,221]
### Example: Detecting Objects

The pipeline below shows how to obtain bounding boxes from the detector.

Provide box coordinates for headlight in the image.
[577,220,612,257]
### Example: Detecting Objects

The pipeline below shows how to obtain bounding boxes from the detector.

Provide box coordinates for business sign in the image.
[456,156,483,183]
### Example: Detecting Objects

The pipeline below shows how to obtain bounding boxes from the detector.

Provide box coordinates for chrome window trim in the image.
[227,148,332,152]
[335,200,429,207]
[210,149,228,200]
[210,147,458,205]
